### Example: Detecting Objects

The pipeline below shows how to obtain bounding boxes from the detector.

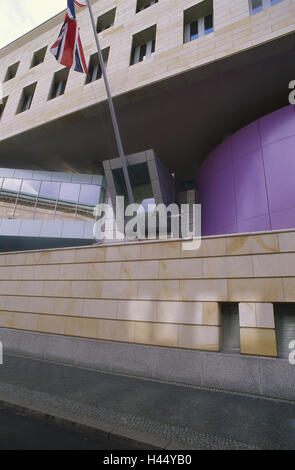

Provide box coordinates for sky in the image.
[0,0,65,49]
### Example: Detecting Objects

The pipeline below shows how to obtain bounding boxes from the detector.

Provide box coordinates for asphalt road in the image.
[0,405,130,450]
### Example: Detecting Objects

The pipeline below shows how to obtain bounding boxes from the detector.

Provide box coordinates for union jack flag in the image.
[50,0,88,74]
[73,1,88,7]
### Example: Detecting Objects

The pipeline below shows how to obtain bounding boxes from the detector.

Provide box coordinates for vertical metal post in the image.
[85,0,134,204]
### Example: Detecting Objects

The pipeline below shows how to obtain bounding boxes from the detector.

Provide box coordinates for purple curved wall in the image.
[197,105,295,236]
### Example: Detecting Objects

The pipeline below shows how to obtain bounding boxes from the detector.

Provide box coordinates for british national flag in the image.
[50,0,88,74]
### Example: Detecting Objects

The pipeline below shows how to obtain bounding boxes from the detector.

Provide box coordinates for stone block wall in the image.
[0,229,294,358]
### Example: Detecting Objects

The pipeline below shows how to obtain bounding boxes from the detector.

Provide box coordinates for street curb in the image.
[0,398,169,450]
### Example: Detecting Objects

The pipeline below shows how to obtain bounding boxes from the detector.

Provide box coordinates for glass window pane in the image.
[0,178,21,218]
[2,178,21,194]
[56,183,80,221]
[79,185,100,206]
[35,181,60,220]
[204,14,213,33]
[251,0,263,12]
[59,183,80,203]
[39,181,60,199]
[0,178,6,218]
[19,179,40,198]
[76,185,101,221]
[139,43,147,62]
[190,21,198,40]
[14,179,40,220]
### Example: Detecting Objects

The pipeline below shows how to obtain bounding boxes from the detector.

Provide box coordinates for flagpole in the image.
[85,0,134,205]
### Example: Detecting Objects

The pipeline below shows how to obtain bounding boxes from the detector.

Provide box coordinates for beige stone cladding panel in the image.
[0,230,295,353]
[239,302,275,329]
[240,328,278,357]
[238,302,277,357]
[0,310,220,350]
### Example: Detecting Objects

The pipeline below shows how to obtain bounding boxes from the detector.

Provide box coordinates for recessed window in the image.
[48,68,69,100]
[85,48,109,84]
[16,83,37,114]
[220,303,240,354]
[250,0,263,13]
[4,61,20,82]
[130,25,156,65]
[31,46,47,68]
[249,0,284,14]
[112,162,154,206]
[136,0,158,13]
[183,0,214,43]
[274,304,295,358]
[96,8,116,33]
[0,96,8,120]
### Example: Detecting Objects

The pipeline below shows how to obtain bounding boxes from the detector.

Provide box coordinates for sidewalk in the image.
[0,353,294,450]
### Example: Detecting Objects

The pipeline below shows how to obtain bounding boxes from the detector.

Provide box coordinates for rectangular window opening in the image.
[220,303,240,354]
[0,96,8,120]
[136,0,158,13]
[249,0,284,14]
[274,303,295,359]
[48,68,69,100]
[183,0,214,43]
[4,61,20,82]
[31,46,47,68]
[130,25,156,65]
[85,48,109,84]
[16,83,37,114]
[96,8,116,33]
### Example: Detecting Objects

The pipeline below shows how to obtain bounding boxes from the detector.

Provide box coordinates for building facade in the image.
[0,0,295,399]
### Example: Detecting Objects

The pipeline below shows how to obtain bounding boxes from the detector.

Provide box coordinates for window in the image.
[48,68,69,100]
[136,0,158,13]
[85,48,109,84]
[0,172,104,222]
[31,46,47,68]
[35,181,60,220]
[96,8,116,33]
[249,0,284,14]
[55,182,80,220]
[76,184,101,220]
[183,0,214,43]
[0,96,8,120]
[4,61,20,82]
[14,180,41,220]
[220,303,240,353]
[112,162,155,207]
[130,25,156,65]
[0,178,21,218]
[16,83,37,114]
[274,304,295,358]
[250,0,263,13]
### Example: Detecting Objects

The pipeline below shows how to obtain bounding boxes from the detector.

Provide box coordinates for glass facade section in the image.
[0,171,104,222]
